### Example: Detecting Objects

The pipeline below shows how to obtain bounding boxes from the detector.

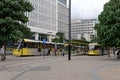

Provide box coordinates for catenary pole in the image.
[68,0,71,60]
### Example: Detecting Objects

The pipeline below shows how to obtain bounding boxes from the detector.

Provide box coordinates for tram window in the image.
[25,42,38,48]
[21,42,26,48]
[89,45,94,50]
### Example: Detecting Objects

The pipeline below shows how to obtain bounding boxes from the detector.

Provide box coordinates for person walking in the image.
[54,48,57,56]
[107,47,111,57]
[0,45,6,61]
[62,49,65,56]
[47,48,51,56]
[101,47,104,56]
[113,47,116,56]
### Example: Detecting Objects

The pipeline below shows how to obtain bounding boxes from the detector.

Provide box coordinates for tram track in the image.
[0,61,38,71]
[10,57,66,80]
[0,58,40,71]
[1,56,120,80]
[0,56,66,80]
[0,56,65,71]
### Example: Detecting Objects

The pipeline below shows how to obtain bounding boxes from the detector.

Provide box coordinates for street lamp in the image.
[68,0,71,60]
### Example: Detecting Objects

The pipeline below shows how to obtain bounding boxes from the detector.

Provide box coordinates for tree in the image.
[95,0,120,47]
[52,32,66,43]
[0,0,34,45]
[81,37,86,41]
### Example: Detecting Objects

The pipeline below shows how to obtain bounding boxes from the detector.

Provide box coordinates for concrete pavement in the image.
[0,55,120,80]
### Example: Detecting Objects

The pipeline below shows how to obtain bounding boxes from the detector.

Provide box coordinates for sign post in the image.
[42,39,46,58]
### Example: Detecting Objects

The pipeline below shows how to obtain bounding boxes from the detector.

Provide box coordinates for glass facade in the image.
[71,19,98,41]
[58,0,67,5]
[58,1,69,39]
[38,34,47,41]
[26,0,57,40]
[25,0,68,41]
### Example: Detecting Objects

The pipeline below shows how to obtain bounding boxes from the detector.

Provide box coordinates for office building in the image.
[71,19,98,41]
[26,0,57,42]
[58,0,69,40]
[58,0,67,5]
[26,0,68,42]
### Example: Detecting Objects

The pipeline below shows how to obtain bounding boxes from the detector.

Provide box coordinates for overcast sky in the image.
[71,0,109,19]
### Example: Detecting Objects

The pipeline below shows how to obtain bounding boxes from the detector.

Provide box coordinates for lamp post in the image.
[68,0,71,60]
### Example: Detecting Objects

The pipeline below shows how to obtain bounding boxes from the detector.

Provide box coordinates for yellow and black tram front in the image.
[13,39,42,56]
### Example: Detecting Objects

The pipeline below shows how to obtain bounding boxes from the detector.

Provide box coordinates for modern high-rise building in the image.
[71,19,98,41]
[58,0,69,39]
[26,0,68,42]
[58,0,67,5]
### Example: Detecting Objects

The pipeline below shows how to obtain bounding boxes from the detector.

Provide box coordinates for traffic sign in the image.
[42,39,46,44]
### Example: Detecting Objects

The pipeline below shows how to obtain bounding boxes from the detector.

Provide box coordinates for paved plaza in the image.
[0,55,120,80]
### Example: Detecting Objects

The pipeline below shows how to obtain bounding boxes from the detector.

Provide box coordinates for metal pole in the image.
[68,0,71,60]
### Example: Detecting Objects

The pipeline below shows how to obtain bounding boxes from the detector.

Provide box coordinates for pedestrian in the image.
[0,45,6,61]
[101,47,104,56]
[47,48,51,56]
[107,47,110,57]
[113,47,115,56]
[54,48,57,56]
[62,49,64,56]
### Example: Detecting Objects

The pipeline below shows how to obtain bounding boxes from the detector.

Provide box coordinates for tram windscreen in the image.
[89,45,95,50]
[14,42,21,49]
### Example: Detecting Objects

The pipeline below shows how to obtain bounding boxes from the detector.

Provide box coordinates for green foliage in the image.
[95,0,120,47]
[52,32,66,43]
[81,37,86,41]
[90,35,96,43]
[0,0,33,44]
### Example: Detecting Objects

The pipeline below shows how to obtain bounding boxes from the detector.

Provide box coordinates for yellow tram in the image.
[13,39,64,56]
[88,43,101,55]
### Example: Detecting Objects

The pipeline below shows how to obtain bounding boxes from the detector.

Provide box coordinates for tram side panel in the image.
[13,39,64,56]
